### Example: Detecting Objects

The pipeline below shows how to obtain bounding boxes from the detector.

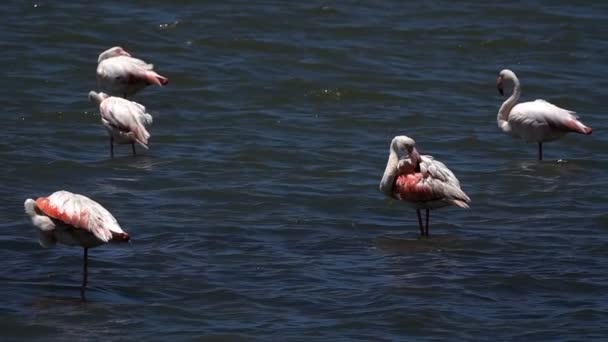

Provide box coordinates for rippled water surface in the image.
[1,1,607,340]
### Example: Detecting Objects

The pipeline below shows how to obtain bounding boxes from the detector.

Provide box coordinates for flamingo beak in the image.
[497,76,504,96]
[409,146,421,165]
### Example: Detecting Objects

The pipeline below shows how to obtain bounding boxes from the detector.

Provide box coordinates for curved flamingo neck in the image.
[497,73,521,134]
[98,51,115,63]
[379,147,399,197]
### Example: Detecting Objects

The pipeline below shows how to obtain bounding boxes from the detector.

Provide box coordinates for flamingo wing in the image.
[97,56,150,76]
[510,100,591,135]
[97,58,128,82]
[394,156,470,207]
[34,191,125,243]
[98,56,167,86]
[114,56,168,86]
[124,56,154,70]
[533,99,578,117]
[100,97,152,147]
[393,173,436,202]
[420,155,461,187]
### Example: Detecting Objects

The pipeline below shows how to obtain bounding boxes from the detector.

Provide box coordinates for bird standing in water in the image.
[496,69,592,160]
[89,91,153,158]
[96,46,168,98]
[379,136,470,237]
[24,190,130,298]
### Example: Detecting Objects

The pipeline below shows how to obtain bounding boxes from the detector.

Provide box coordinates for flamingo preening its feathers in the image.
[379,136,470,237]
[89,91,153,158]
[24,191,130,297]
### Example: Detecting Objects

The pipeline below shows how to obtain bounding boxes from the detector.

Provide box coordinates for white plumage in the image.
[496,69,592,160]
[24,190,130,295]
[96,46,168,98]
[379,136,470,236]
[89,91,153,157]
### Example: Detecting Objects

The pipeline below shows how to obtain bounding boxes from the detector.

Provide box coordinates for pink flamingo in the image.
[96,46,168,98]
[89,91,153,158]
[496,69,592,160]
[379,136,470,237]
[24,190,130,296]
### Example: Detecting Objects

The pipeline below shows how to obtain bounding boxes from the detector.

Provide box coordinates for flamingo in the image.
[96,46,168,98]
[89,91,153,158]
[496,69,592,160]
[24,190,130,297]
[379,136,470,237]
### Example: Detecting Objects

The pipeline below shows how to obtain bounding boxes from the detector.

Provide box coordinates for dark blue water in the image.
[1,1,607,340]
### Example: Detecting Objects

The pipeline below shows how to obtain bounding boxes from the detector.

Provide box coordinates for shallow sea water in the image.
[1,1,607,340]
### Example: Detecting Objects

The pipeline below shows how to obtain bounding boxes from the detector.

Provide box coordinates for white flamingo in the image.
[89,91,153,158]
[96,46,168,98]
[24,190,130,297]
[379,136,470,237]
[496,69,592,160]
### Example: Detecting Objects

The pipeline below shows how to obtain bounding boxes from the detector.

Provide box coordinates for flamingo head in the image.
[97,46,131,62]
[497,69,518,96]
[391,135,421,166]
[497,75,504,96]
[88,91,110,105]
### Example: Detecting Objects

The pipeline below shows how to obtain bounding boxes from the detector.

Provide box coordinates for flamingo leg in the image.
[80,247,88,299]
[425,209,430,237]
[110,136,114,158]
[538,142,543,161]
[131,143,136,156]
[416,209,424,236]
